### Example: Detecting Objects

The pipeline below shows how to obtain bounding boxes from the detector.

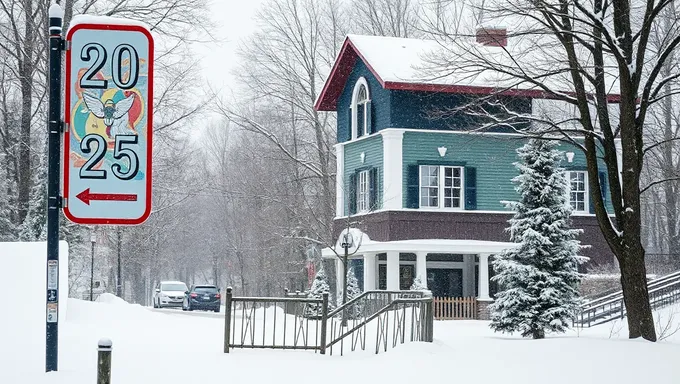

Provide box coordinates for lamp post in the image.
[90,231,96,301]
[341,231,353,326]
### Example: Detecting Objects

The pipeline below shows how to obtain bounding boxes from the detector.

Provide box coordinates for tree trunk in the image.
[532,329,545,339]
[619,243,656,340]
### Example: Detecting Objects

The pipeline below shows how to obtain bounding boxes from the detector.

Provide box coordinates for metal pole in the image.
[116,227,122,297]
[320,292,328,355]
[46,2,63,373]
[97,339,112,384]
[341,244,348,326]
[223,287,232,353]
[90,239,95,301]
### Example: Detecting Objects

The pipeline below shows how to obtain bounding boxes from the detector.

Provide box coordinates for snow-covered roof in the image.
[315,33,621,111]
[321,229,516,258]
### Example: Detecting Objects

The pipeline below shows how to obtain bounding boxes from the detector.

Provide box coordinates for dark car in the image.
[182,285,221,312]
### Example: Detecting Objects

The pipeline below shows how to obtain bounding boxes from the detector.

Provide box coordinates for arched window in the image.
[351,78,371,139]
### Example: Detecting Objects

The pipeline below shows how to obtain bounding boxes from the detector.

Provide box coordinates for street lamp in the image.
[341,231,354,326]
[90,231,96,301]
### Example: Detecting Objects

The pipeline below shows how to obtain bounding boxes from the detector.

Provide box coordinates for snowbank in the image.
[2,292,680,384]
[0,241,69,376]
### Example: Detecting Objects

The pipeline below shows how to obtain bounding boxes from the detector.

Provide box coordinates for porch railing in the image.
[223,288,433,355]
[433,297,477,320]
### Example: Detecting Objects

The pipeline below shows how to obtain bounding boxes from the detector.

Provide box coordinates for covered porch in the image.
[321,229,516,320]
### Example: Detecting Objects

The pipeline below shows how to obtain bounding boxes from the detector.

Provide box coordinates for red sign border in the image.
[63,23,154,225]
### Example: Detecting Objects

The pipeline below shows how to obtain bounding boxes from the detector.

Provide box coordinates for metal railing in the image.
[575,270,680,327]
[223,288,433,355]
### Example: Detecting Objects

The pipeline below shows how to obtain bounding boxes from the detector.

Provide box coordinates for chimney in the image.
[476,27,507,47]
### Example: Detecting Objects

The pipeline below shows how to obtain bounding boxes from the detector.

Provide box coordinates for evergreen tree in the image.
[345,265,364,319]
[489,139,586,339]
[304,264,333,318]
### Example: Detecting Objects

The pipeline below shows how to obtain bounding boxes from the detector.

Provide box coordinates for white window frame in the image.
[357,170,370,213]
[419,165,465,211]
[351,77,370,140]
[567,171,588,213]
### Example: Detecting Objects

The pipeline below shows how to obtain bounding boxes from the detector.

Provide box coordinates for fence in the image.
[223,288,433,355]
[433,297,478,320]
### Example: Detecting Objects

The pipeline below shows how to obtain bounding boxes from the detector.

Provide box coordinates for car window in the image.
[194,286,218,293]
[161,283,187,291]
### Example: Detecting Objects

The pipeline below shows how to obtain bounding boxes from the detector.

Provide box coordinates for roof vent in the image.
[476,27,507,47]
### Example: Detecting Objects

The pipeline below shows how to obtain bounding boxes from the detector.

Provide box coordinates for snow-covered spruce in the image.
[489,139,587,339]
[304,265,334,318]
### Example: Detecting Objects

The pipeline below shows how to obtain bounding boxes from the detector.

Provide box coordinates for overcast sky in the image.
[193,0,264,98]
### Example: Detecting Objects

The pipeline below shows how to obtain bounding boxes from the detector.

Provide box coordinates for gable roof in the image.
[315,34,621,111]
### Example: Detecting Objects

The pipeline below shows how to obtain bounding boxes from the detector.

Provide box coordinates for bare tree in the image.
[420,0,680,341]
[350,0,422,37]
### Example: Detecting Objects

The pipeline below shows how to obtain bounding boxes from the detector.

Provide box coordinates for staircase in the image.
[575,270,680,327]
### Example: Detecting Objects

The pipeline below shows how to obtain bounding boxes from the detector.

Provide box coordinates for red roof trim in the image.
[315,37,622,111]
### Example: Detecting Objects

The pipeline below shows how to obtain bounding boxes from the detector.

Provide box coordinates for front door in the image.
[426,268,463,297]
[377,264,416,290]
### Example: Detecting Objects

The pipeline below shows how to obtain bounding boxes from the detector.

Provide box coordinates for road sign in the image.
[63,19,153,225]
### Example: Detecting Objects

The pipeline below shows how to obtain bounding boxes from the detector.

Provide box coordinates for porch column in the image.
[416,251,428,288]
[386,251,400,290]
[363,253,376,291]
[463,254,475,297]
[478,253,491,300]
[336,257,345,301]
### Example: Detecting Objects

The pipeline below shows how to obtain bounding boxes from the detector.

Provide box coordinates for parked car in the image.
[182,285,221,312]
[153,281,188,309]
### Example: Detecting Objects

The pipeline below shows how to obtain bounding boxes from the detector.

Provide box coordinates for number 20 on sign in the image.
[64,21,153,225]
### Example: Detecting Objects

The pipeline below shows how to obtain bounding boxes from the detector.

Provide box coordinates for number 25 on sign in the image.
[64,18,153,225]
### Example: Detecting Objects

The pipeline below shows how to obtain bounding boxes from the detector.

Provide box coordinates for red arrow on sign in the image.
[76,188,138,205]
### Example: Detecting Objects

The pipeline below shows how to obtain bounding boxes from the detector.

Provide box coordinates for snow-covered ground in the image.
[2,293,680,384]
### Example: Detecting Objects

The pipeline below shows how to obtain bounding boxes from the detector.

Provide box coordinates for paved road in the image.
[147,306,226,319]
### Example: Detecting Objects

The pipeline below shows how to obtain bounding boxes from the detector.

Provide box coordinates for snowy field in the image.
[2,293,680,384]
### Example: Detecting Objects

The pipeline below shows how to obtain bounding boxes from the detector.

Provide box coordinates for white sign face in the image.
[63,20,153,225]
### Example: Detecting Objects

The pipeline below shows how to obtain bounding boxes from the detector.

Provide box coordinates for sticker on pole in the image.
[63,16,153,225]
[47,303,58,323]
[47,260,58,290]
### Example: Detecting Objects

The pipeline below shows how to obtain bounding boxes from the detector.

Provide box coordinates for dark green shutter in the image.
[348,172,357,215]
[464,167,477,210]
[406,165,420,208]
[369,167,378,210]
[366,101,373,134]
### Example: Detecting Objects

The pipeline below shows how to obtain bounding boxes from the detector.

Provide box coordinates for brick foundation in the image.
[477,299,493,320]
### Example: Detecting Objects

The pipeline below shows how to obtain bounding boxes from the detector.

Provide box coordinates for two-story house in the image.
[317,31,617,319]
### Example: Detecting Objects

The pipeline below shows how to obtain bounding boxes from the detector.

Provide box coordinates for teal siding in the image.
[337,59,390,143]
[344,135,384,215]
[401,131,614,212]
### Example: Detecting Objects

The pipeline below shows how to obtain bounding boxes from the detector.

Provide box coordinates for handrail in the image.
[576,270,680,327]
[326,297,433,349]
[582,270,680,307]
[328,290,425,318]
[581,273,680,311]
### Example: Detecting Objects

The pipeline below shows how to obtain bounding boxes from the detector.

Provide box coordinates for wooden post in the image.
[97,339,112,384]
[320,293,328,355]
[223,287,233,353]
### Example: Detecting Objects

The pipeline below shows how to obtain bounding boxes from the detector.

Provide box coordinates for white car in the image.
[153,281,188,309]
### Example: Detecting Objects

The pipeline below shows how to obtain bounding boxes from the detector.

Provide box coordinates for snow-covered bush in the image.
[304,265,333,318]
[410,276,427,291]
[489,139,586,339]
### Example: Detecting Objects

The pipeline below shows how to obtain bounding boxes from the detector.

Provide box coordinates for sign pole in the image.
[46,2,63,373]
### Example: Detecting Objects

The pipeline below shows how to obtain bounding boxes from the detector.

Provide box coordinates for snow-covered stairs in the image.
[575,270,680,327]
